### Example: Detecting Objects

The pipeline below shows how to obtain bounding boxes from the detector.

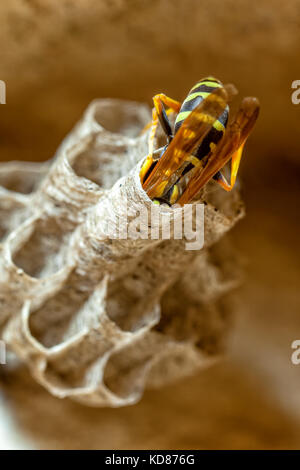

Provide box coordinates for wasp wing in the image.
[177,97,260,205]
[142,86,229,200]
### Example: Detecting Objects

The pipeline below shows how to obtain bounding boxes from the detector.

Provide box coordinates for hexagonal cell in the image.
[103,340,152,401]
[0,162,49,194]
[11,216,74,279]
[27,276,105,348]
[0,195,28,242]
[69,141,130,189]
[106,275,160,333]
[93,99,150,138]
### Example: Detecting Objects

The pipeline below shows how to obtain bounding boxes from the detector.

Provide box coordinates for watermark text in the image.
[291,80,300,105]
[103,200,204,251]
[0,80,6,104]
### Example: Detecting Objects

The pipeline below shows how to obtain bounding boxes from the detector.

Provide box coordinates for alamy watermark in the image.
[103,200,204,250]
[0,341,6,365]
[0,80,6,104]
[291,80,300,105]
[291,340,300,365]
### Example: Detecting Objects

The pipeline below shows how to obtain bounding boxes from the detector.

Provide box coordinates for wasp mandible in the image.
[140,77,260,206]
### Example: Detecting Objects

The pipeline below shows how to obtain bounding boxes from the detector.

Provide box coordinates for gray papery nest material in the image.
[0,99,244,407]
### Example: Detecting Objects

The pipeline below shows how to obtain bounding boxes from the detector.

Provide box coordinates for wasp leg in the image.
[140,94,181,134]
[148,108,159,155]
[140,108,159,183]
[154,94,182,113]
[213,171,230,190]
[176,131,241,205]
[153,98,172,142]
[212,144,244,191]
[141,94,181,137]
[140,94,182,183]
[228,143,244,189]
[213,143,244,191]
[153,94,181,141]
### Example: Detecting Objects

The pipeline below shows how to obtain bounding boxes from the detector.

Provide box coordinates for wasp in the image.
[140,77,259,206]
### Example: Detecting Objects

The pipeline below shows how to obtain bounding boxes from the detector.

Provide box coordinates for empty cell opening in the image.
[29,293,90,348]
[94,100,150,138]
[70,143,129,189]
[12,216,74,278]
[0,163,48,194]
[158,286,229,356]
[28,273,104,348]
[42,340,112,390]
[41,361,92,390]
[103,343,151,399]
[0,198,28,242]
[106,276,159,333]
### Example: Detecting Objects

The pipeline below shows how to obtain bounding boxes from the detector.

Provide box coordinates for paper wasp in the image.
[140,77,259,206]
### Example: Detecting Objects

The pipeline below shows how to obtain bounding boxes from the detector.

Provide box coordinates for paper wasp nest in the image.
[0,99,244,407]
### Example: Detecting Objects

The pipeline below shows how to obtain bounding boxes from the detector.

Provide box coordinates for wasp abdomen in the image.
[174,77,229,160]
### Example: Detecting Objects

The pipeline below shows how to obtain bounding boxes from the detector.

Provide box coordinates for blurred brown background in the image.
[0,0,300,449]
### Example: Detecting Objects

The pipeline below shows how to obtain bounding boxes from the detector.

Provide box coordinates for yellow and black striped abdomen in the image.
[174,77,229,160]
